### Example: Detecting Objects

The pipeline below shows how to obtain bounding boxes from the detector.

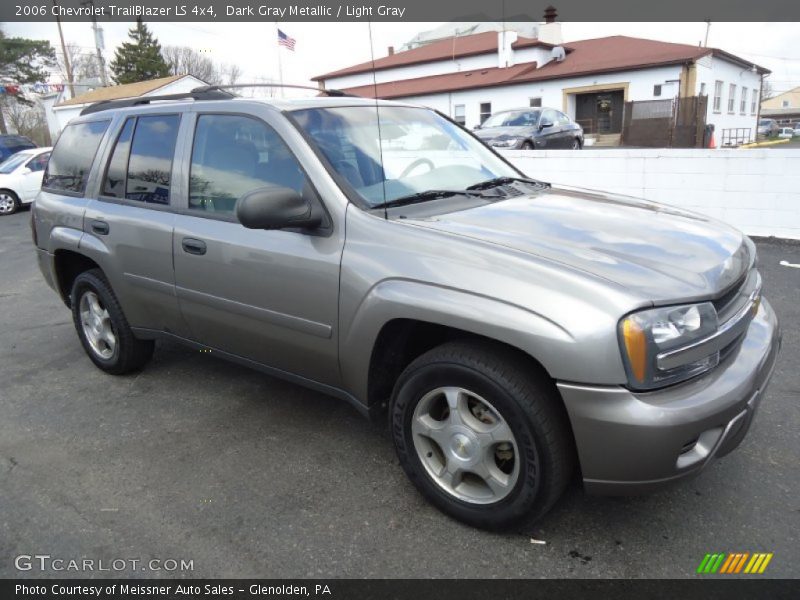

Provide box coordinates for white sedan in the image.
[0,146,52,215]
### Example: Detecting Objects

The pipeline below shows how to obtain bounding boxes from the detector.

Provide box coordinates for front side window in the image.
[26,153,50,172]
[479,103,492,124]
[43,120,110,193]
[713,81,723,112]
[291,105,519,209]
[189,114,307,215]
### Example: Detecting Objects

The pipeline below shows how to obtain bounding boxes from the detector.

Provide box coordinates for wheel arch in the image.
[53,249,103,307]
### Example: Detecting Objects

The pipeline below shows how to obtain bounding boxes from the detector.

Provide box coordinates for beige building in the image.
[761,86,800,126]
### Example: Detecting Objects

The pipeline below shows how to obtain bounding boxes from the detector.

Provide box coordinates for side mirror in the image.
[539,119,554,130]
[236,186,321,230]
[20,167,32,175]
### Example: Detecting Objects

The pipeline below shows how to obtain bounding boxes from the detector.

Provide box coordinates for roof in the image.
[335,36,770,99]
[312,31,555,81]
[55,75,190,108]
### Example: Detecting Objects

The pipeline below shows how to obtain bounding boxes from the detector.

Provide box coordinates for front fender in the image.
[339,278,576,404]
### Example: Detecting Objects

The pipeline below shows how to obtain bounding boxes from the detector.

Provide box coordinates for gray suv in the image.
[33,89,781,530]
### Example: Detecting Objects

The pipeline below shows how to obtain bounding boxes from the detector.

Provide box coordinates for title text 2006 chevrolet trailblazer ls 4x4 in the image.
[32,90,781,529]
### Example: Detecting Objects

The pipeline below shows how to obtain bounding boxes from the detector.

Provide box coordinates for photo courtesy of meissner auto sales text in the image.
[0,0,797,598]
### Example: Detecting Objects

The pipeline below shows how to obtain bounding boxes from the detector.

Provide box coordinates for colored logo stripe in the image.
[698,552,773,574]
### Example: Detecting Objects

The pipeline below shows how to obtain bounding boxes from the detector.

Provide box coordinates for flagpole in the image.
[275,23,284,98]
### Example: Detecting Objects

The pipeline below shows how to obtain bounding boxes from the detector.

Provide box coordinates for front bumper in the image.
[558,297,781,495]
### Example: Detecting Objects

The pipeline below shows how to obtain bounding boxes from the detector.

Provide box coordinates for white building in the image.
[48,74,207,139]
[314,25,768,145]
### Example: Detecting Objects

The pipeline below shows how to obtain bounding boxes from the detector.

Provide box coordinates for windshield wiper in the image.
[467,176,550,191]
[372,188,495,210]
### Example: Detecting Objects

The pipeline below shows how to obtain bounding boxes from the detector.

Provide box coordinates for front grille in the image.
[712,271,748,315]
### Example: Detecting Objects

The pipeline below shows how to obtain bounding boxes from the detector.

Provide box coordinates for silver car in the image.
[32,91,781,530]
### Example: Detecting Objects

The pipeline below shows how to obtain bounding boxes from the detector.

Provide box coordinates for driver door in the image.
[171,109,345,388]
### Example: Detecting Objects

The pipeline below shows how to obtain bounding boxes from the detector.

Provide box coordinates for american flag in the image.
[278,29,296,51]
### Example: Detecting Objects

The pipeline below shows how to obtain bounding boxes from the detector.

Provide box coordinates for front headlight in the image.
[491,137,522,148]
[619,302,719,389]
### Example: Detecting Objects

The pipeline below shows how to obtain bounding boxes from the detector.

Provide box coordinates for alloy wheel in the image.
[79,290,117,360]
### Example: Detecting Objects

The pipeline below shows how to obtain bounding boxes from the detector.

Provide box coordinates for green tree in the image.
[0,28,56,134]
[109,18,170,85]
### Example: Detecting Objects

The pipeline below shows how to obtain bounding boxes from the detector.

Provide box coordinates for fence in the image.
[621,96,707,148]
[503,148,800,240]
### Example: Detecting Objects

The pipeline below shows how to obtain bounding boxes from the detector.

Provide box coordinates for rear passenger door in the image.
[171,109,344,388]
[83,112,189,337]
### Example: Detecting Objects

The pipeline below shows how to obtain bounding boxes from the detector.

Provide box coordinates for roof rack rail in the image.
[80,88,234,116]
[191,83,354,97]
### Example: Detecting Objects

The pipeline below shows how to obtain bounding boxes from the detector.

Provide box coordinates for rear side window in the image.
[43,121,109,193]
[103,115,180,205]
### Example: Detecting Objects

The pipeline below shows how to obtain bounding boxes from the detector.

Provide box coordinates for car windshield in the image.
[291,105,520,208]
[759,120,772,126]
[0,152,32,174]
[481,110,541,128]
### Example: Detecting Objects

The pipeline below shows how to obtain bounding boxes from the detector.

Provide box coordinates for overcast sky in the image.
[4,21,799,95]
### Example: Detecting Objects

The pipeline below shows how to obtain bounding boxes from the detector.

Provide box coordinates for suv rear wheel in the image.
[390,341,575,530]
[71,269,154,374]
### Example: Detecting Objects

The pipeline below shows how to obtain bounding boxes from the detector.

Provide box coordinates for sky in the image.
[3,21,799,96]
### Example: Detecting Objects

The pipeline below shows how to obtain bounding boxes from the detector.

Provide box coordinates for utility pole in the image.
[703,20,711,47]
[52,0,75,98]
[81,0,108,86]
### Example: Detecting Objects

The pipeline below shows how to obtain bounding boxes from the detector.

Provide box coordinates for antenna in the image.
[367,21,389,221]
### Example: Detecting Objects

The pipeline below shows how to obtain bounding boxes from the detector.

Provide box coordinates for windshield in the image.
[481,110,541,128]
[0,152,32,174]
[291,105,520,208]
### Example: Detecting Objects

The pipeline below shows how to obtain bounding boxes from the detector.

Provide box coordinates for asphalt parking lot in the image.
[1,210,798,579]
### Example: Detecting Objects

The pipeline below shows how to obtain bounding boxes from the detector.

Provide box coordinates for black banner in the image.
[3,0,800,23]
[3,579,799,600]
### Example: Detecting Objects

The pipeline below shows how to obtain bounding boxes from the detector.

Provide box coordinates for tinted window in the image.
[102,118,135,198]
[43,121,109,193]
[125,115,179,205]
[189,114,306,215]
[26,153,50,172]
[541,109,558,124]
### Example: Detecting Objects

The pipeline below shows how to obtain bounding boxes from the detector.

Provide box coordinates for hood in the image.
[475,126,533,140]
[403,187,751,303]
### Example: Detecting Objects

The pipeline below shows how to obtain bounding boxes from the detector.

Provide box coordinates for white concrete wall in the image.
[502,148,800,240]
[695,55,761,144]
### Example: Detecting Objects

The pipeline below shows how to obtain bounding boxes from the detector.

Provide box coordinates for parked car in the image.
[474,107,584,150]
[777,127,796,139]
[32,92,780,530]
[794,124,800,137]
[757,119,779,137]
[0,134,37,163]
[0,146,52,215]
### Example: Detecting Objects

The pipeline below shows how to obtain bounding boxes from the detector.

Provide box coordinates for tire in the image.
[571,138,582,150]
[0,190,20,215]
[390,341,575,531]
[520,141,535,150]
[70,268,154,375]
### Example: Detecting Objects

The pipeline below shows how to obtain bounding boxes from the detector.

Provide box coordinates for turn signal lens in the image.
[622,317,647,383]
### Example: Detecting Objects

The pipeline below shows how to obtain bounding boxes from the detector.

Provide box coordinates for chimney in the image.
[538,6,563,45]
[387,46,394,56]
[497,30,518,69]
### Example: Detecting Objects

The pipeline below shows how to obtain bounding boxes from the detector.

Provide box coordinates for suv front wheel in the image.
[390,341,575,530]
[71,269,154,374]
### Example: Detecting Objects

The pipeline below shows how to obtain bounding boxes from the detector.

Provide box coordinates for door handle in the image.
[182,237,207,255]
[90,219,109,235]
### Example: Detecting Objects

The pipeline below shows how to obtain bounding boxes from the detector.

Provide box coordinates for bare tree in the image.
[57,43,101,84]
[163,45,221,84]
[761,80,776,101]
[5,99,50,145]
[219,63,242,86]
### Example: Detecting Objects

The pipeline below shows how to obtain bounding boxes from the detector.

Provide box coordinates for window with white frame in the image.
[700,82,707,96]
[751,91,758,114]
[728,84,737,113]
[479,102,492,124]
[713,81,723,112]
[453,104,466,125]
[741,88,748,114]
[783,100,791,108]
